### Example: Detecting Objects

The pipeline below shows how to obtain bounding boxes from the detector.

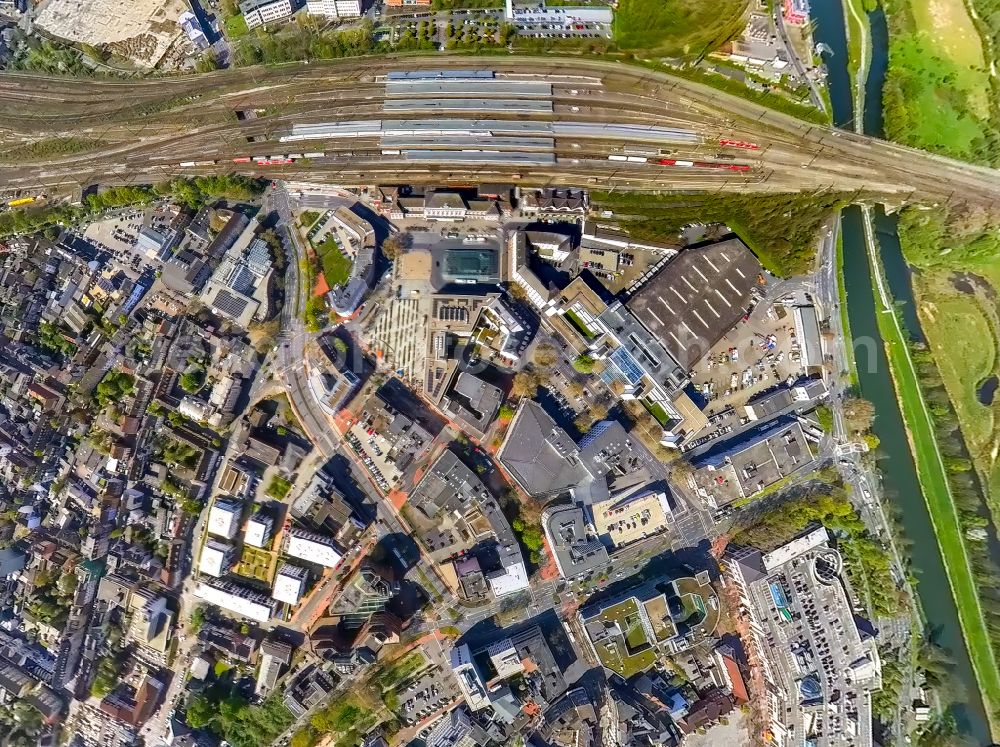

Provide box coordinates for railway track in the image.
[0,56,996,203]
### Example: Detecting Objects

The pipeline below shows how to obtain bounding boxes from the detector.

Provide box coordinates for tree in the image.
[532,343,558,369]
[511,371,540,399]
[572,354,596,374]
[566,381,585,397]
[380,232,409,260]
[506,282,528,302]
[190,605,206,633]
[669,459,695,483]
[180,367,205,394]
[842,396,876,434]
[185,694,215,729]
[574,412,596,432]
[332,337,348,354]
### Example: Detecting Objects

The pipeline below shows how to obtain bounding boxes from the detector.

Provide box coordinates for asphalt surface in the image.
[0,57,998,203]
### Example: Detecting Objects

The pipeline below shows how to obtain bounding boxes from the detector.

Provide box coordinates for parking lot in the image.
[346,421,401,490]
[397,667,460,726]
[687,300,810,434]
[79,205,174,278]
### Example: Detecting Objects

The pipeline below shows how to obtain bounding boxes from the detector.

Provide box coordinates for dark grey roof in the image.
[497,401,585,498]
[626,238,763,370]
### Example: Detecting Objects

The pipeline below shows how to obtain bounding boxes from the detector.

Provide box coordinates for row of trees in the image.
[0,175,265,238]
[591,190,849,277]
[909,339,1000,723]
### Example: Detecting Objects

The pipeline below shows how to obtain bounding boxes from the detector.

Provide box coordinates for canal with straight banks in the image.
[813,0,991,740]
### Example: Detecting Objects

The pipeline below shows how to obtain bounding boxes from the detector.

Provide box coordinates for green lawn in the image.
[298,210,321,229]
[867,215,1000,732]
[642,398,671,427]
[225,13,250,40]
[613,0,749,56]
[316,236,353,287]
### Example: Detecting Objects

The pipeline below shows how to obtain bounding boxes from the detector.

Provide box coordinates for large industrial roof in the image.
[625,238,763,371]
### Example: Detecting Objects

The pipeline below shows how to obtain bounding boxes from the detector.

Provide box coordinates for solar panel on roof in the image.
[214,289,250,319]
[609,347,644,385]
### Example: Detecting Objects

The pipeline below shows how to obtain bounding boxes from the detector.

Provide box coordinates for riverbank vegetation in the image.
[882,0,1000,165]
[868,221,1000,733]
[590,191,846,276]
[898,206,1000,516]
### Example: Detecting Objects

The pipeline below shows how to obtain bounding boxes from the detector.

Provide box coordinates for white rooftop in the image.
[286,531,343,568]
[195,582,271,623]
[199,540,231,577]
[272,565,307,605]
[245,515,273,548]
[487,560,529,597]
[208,500,241,540]
[762,526,830,570]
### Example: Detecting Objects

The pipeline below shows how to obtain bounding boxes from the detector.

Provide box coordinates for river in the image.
[812,1,992,741]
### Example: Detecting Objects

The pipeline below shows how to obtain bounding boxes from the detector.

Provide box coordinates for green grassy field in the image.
[883,0,995,163]
[868,222,1000,733]
[898,206,1000,524]
[315,236,353,286]
[613,0,749,56]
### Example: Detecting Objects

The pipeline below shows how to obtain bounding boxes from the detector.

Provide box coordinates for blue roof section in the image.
[609,346,645,386]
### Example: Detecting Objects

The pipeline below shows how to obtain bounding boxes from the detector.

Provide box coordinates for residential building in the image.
[286,529,343,568]
[207,499,241,540]
[272,563,309,605]
[198,539,234,578]
[306,0,362,17]
[240,0,295,29]
[195,580,272,623]
[245,513,274,548]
